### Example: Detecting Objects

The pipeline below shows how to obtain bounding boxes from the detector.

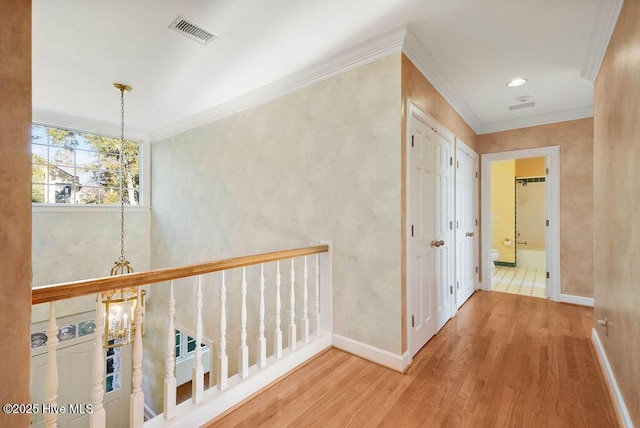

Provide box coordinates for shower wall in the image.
[515,157,546,269]
[515,180,545,250]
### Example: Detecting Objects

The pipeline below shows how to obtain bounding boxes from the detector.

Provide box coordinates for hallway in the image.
[207,292,617,427]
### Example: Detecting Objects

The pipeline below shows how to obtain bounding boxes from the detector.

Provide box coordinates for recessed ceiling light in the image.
[507,78,527,87]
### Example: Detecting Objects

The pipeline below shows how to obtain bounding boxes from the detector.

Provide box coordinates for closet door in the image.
[456,141,479,309]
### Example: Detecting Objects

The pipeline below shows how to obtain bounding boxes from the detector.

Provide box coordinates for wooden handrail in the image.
[32,245,329,305]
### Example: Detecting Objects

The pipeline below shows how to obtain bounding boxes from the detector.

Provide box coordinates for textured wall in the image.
[146,55,402,412]
[593,0,640,423]
[516,182,546,251]
[31,210,151,322]
[0,0,31,424]
[401,55,480,151]
[516,157,546,177]
[478,118,594,297]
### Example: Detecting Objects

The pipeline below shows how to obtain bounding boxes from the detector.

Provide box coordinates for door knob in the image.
[466,232,475,237]
[431,240,441,247]
[438,240,445,246]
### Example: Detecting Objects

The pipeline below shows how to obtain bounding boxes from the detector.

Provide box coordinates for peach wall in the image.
[478,118,594,297]
[401,55,479,151]
[593,0,640,423]
[0,0,32,425]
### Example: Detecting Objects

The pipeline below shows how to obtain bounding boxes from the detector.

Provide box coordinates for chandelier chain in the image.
[119,88,125,263]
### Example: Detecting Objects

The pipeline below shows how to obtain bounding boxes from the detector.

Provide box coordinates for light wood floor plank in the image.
[206,291,619,427]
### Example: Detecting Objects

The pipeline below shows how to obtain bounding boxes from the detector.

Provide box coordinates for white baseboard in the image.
[560,294,594,307]
[591,329,634,428]
[144,334,332,428]
[332,334,410,372]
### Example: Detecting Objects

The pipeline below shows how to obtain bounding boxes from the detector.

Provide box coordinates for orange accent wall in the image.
[0,0,32,426]
[515,157,546,177]
[594,0,640,423]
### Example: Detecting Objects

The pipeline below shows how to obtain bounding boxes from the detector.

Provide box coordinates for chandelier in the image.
[102,83,144,348]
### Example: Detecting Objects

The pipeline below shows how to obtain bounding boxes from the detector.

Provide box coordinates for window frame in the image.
[31,112,150,210]
[174,330,209,363]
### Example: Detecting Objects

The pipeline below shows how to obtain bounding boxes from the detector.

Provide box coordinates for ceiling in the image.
[32,0,622,139]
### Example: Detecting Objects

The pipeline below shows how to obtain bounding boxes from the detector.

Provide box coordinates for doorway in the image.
[481,146,560,302]
[489,157,547,298]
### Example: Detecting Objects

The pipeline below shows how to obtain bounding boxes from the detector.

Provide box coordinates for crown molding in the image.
[479,105,593,134]
[581,0,624,81]
[401,27,483,134]
[33,109,150,142]
[149,26,408,142]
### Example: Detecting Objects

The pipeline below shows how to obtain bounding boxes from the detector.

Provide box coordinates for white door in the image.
[434,132,454,331]
[31,339,131,428]
[31,340,93,428]
[456,143,479,309]
[407,114,437,357]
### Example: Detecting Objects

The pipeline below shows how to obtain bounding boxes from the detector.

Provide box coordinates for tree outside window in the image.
[31,124,140,205]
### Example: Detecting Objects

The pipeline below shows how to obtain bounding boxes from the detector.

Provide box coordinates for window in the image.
[175,330,208,362]
[31,124,140,205]
[105,341,121,393]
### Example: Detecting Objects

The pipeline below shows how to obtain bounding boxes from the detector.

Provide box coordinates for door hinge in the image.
[456,281,460,289]
[411,225,414,237]
[450,157,453,166]
[546,219,549,227]
[411,315,415,328]
[546,167,549,175]
[475,219,478,226]
[475,171,478,179]
[475,266,479,274]
[411,135,414,147]
[456,220,459,229]
[546,272,550,279]
[449,221,453,230]
[456,160,459,168]
[450,285,453,294]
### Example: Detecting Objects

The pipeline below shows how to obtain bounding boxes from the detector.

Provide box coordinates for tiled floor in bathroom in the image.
[491,266,547,298]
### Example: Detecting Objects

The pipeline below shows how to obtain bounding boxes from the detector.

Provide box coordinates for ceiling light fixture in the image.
[507,78,527,87]
[102,83,145,349]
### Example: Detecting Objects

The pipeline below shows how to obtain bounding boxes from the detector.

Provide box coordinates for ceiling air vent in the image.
[509,101,536,111]
[169,16,217,45]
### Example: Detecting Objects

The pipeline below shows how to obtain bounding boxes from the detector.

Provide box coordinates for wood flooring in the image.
[206,291,619,427]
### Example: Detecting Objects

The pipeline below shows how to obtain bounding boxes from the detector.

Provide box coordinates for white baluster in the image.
[192,277,204,403]
[302,256,309,344]
[315,254,321,336]
[44,302,59,428]
[163,281,176,420]
[289,258,297,351]
[274,261,283,359]
[130,289,145,428]
[217,271,228,391]
[90,295,106,428]
[239,267,249,378]
[209,348,216,389]
[257,264,267,368]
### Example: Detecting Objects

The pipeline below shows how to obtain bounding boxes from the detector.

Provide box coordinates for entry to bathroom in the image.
[490,157,547,298]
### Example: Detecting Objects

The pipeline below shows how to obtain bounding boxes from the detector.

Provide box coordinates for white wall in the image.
[32,208,151,322]
[143,54,402,413]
